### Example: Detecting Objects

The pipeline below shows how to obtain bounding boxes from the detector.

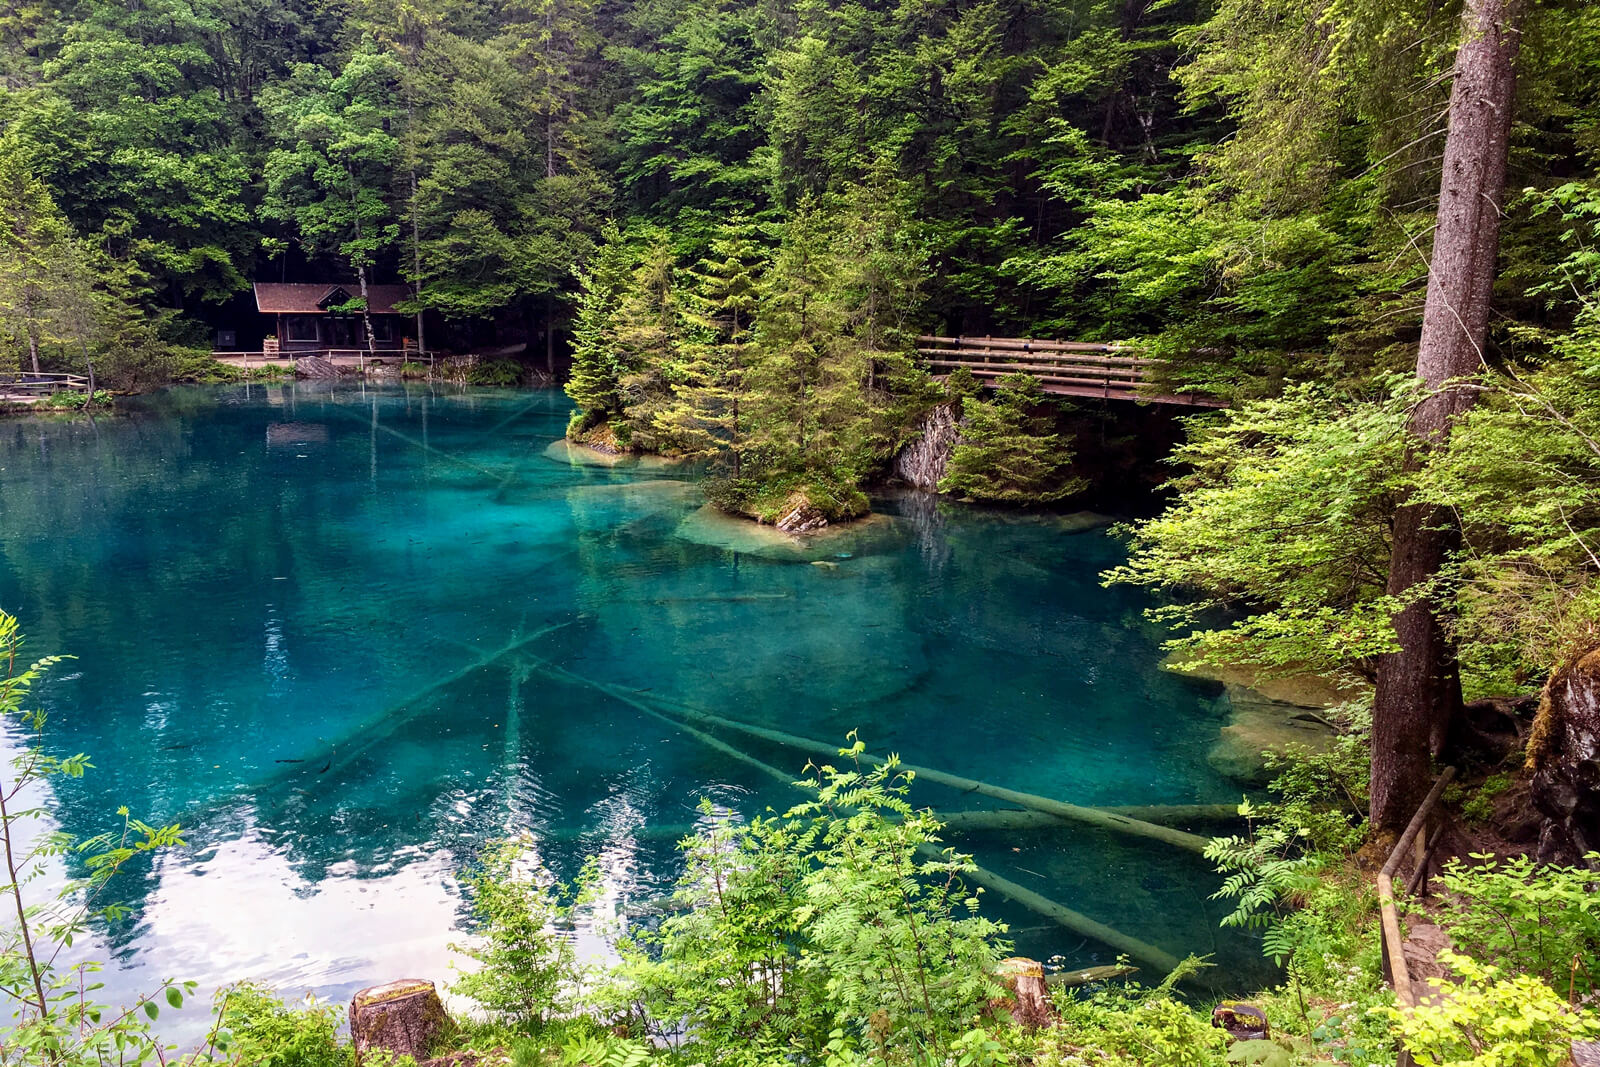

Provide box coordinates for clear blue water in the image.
[0,383,1268,1029]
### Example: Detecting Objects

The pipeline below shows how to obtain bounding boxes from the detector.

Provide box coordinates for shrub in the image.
[1434,853,1600,994]
[938,374,1084,505]
[218,983,353,1067]
[609,741,1009,1064]
[465,358,524,386]
[1047,958,1229,1067]
[1389,952,1600,1067]
[450,839,595,1030]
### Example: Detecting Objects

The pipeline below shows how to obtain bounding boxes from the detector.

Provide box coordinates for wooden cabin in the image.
[253,282,414,353]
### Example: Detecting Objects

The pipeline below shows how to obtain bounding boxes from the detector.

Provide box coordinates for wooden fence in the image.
[915,336,1224,407]
[0,372,93,401]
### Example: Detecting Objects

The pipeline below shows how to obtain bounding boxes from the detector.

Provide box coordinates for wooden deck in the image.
[0,372,92,404]
[916,336,1224,407]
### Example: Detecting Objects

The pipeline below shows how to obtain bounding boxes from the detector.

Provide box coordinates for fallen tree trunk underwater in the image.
[523,655,1189,977]
[629,692,1211,854]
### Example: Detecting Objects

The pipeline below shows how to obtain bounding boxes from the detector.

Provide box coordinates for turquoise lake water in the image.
[0,383,1271,1029]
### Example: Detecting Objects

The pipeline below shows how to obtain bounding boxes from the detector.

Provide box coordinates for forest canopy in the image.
[0,0,1588,398]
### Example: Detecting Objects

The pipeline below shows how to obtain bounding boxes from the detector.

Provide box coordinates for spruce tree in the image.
[939,374,1083,504]
[565,223,635,434]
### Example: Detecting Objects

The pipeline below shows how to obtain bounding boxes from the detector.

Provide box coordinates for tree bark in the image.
[1371,0,1523,830]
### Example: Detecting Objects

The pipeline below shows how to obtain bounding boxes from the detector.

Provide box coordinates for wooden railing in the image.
[0,372,92,398]
[1378,766,1456,1010]
[215,348,414,362]
[915,336,1224,407]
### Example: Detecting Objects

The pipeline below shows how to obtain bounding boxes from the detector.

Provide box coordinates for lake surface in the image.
[0,383,1269,1032]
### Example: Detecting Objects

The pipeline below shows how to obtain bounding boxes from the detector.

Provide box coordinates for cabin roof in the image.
[253,282,411,315]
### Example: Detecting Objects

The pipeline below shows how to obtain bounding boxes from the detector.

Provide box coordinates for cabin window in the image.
[370,317,395,342]
[285,316,321,342]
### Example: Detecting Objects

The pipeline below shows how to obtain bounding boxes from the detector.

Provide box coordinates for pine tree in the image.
[655,217,764,470]
[565,223,635,433]
[938,374,1083,504]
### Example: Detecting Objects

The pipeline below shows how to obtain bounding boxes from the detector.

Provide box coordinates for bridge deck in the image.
[916,336,1223,407]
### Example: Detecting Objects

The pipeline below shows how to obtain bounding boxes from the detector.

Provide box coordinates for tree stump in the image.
[994,957,1055,1029]
[1528,648,1600,866]
[350,979,449,1063]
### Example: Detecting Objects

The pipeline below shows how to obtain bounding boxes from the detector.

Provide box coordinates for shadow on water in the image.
[0,382,1277,1016]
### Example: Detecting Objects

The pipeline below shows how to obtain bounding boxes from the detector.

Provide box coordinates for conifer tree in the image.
[656,217,764,470]
[939,374,1083,504]
[566,223,635,433]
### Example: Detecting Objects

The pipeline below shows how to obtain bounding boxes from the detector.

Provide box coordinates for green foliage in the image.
[1458,774,1513,825]
[1205,708,1370,963]
[1434,853,1600,995]
[609,741,1009,1064]
[37,390,112,410]
[450,838,595,1029]
[1105,383,1411,679]
[464,358,525,387]
[218,983,352,1067]
[1389,953,1600,1067]
[1046,958,1230,1067]
[938,375,1084,505]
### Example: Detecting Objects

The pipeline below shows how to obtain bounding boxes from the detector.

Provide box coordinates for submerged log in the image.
[257,621,572,812]
[940,807,1237,835]
[1045,964,1139,987]
[637,696,1210,854]
[525,656,1189,976]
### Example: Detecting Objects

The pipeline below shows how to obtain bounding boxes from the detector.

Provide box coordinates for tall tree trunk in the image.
[357,264,377,362]
[411,168,426,357]
[1371,0,1523,830]
[22,288,40,374]
[546,292,556,375]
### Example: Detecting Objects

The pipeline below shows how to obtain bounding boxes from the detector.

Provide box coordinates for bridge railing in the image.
[0,372,92,397]
[915,336,1221,407]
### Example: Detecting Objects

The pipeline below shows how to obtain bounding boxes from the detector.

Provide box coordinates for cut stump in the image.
[351,979,448,1063]
[994,957,1055,1029]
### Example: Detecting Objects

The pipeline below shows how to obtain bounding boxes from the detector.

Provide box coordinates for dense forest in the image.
[0,0,1591,389]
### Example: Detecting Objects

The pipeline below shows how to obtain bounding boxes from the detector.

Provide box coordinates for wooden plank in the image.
[924,359,1146,382]
[918,335,1139,354]
[918,350,1155,368]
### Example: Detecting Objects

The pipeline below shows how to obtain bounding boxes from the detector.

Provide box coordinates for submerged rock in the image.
[674,504,905,562]
[541,439,687,470]
[1207,685,1337,786]
[350,979,448,1064]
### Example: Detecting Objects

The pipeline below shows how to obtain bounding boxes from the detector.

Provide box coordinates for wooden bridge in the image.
[0,372,92,404]
[916,336,1223,407]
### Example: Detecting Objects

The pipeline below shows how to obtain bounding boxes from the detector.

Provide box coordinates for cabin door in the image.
[327,316,359,348]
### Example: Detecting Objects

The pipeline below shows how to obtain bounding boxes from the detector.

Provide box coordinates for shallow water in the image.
[0,383,1269,1032]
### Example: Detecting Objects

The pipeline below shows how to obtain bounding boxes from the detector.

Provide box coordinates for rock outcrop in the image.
[893,402,960,489]
[775,493,829,533]
[1528,648,1600,865]
[350,979,449,1064]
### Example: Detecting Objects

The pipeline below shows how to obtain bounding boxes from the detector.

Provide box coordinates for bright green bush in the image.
[1435,853,1600,994]
[1390,953,1600,1067]
[218,983,353,1067]
[608,741,1009,1065]
[450,839,595,1030]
